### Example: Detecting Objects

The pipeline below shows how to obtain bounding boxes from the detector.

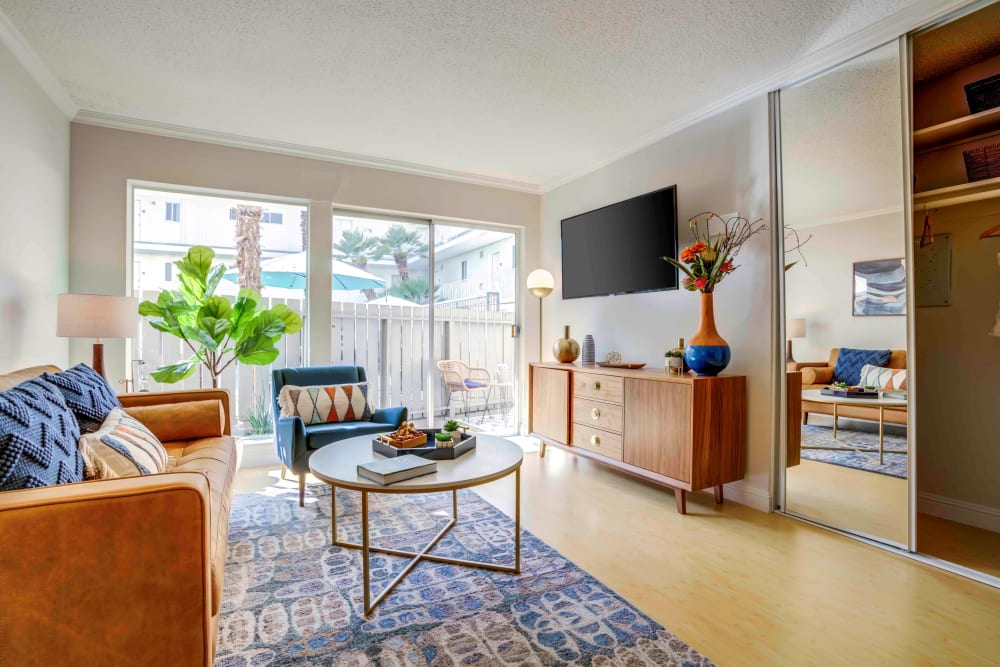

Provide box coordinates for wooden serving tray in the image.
[376,433,428,448]
[596,362,647,369]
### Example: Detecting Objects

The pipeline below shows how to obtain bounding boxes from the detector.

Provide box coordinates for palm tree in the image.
[334,228,381,300]
[378,225,427,283]
[390,278,440,305]
[235,204,263,290]
[333,228,379,271]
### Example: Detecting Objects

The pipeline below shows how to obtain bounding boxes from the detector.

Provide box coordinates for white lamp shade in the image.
[57,294,138,339]
[526,269,554,291]
[787,318,807,339]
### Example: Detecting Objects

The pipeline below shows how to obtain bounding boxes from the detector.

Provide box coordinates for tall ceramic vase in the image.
[684,292,730,376]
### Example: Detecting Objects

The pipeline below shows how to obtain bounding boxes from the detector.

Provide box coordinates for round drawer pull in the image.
[591,407,601,420]
[594,381,601,390]
[590,435,601,446]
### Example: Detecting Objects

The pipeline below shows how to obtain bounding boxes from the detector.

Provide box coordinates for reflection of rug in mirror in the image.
[800,425,907,479]
[215,483,713,666]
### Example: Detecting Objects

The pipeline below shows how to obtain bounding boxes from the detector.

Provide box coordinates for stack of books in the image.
[357,455,437,485]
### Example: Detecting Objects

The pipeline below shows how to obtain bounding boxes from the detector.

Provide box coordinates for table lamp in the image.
[787,317,806,362]
[57,294,138,377]
[526,269,554,361]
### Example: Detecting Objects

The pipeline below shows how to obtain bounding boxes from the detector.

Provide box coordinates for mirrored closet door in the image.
[777,40,911,547]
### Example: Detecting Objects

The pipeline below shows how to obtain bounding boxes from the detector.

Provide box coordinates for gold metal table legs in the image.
[330,468,522,616]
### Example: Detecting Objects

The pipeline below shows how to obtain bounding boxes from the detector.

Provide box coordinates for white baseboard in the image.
[240,439,281,469]
[722,481,772,513]
[918,492,1000,533]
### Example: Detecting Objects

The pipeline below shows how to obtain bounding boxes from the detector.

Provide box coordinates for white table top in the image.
[802,388,908,408]
[308,433,523,493]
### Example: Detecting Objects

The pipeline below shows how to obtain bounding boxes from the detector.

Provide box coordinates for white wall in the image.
[540,98,774,510]
[0,37,69,372]
[786,213,908,362]
[916,199,1000,518]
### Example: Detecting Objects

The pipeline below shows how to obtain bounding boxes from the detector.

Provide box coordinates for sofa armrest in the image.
[275,415,308,471]
[0,473,214,666]
[372,406,408,427]
[787,361,830,371]
[120,388,232,435]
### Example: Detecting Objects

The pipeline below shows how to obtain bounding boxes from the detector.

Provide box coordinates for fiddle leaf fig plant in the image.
[138,246,303,387]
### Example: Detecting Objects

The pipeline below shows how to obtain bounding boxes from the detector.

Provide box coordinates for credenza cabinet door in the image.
[623,378,692,482]
[531,366,570,444]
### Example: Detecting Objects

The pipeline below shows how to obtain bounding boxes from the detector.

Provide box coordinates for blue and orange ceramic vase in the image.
[685,292,730,376]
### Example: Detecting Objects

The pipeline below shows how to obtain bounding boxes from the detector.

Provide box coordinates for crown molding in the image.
[0,7,77,118]
[541,0,974,193]
[73,110,543,195]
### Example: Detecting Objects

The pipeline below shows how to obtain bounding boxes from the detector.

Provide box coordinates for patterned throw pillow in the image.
[42,364,122,433]
[78,408,168,478]
[859,364,908,390]
[0,377,84,491]
[278,383,372,424]
[833,348,892,385]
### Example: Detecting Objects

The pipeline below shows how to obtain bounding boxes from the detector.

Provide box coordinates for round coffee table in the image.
[308,433,523,615]
[801,389,908,464]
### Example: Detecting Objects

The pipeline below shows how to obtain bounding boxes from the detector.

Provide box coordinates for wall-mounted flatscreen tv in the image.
[560,186,678,299]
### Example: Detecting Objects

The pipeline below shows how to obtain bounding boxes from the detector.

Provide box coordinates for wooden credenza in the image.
[529,362,747,514]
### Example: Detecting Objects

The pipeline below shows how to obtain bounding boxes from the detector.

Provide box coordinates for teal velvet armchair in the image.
[272,366,408,505]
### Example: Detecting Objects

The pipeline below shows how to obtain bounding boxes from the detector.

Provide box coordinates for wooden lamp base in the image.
[92,342,105,377]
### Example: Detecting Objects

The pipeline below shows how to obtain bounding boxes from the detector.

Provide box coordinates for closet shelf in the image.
[914,175,1000,208]
[913,106,1000,152]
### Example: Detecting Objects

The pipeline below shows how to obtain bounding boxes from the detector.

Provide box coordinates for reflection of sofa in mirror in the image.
[789,348,907,425]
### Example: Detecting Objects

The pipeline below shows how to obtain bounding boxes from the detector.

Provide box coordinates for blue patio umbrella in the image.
[223,252,385,291]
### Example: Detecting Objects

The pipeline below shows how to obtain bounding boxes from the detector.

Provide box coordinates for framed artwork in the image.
[853,258,906,316]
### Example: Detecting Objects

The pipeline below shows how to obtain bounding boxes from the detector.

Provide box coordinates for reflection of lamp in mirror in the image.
[57,294,138,377]
[787,318,806,362]
[526,269,555,360]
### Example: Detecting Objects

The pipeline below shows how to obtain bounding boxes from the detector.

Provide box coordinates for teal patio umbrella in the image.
[223,252,385,291]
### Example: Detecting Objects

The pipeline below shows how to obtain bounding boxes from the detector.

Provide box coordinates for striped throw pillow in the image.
[78,408,168,478]
[858,364,907,390]
[278,383,373,424]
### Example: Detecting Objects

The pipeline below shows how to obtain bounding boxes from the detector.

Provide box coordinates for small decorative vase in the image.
[684,293,731,376]
[552,325,581,363]
[581,335,596,364]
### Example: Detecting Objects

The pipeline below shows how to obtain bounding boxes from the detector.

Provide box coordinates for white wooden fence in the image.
[134,291,516,434]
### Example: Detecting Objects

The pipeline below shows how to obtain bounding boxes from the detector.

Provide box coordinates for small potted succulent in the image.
[435,431,456,448]
[443,420,460,434]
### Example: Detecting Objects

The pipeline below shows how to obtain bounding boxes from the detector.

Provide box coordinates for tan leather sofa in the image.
[789,348,907,426]
[0,366,238,666]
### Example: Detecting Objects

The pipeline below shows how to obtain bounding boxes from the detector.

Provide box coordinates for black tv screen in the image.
[560,186,678,299]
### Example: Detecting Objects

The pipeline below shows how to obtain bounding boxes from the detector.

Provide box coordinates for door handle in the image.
[590,434,600,446]
[591,407,601,420]
[594,381,601,390]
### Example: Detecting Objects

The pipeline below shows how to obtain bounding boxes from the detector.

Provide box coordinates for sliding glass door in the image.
[332,211,519,434]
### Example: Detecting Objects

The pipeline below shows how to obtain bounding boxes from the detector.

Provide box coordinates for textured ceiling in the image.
[913,1,1000,81]
[1,0,920,187]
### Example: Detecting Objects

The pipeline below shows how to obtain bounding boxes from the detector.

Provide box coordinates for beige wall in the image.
[786,213,908,362]
[68,123,540,391]
[540,98,774,510]
[916,199,1000,514]
[0,38,70,372]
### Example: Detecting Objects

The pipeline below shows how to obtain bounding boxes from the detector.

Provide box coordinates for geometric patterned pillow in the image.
[77,408,168,478]
[859,364,908,390]
[278,383,372,424]
[833,348,892,385]
[0,377,84,491]
[42,364,122,434]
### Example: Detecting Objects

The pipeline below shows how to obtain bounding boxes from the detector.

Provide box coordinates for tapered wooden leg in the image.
[802,412,808,426]
[675,489,687,514]
[298,474,306,507]
[714,485,724,504]
[280,464,287,480]
[539,441,547,458]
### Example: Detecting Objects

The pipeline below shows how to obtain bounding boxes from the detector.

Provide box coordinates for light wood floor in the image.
[236,443,1000,667]
[786,458,909,545]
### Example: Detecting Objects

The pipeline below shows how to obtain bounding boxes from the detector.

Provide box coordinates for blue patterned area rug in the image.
[801,425,908,479]
[215,483,712,666]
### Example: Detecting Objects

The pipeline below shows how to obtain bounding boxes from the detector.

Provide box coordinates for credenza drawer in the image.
[573,372,624,403]
[572,396,623,433]
[571,424,623,460]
